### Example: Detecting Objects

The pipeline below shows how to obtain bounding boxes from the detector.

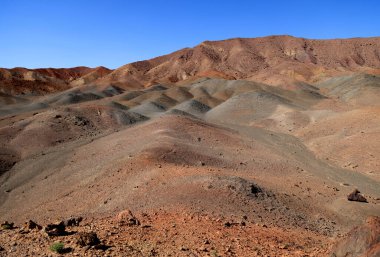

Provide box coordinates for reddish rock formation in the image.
[96,36,380,88]
[330,216,380,257]
[0,66,112,95]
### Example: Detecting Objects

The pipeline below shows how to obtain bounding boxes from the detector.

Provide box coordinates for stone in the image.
[64,217,83,227]
[26,220,42,230]
[347,189,368,203]
[76,232,100,246]
[250,184,262,195]
[45,221,66,236]
[116,210,140,226]
[224,221,232,227]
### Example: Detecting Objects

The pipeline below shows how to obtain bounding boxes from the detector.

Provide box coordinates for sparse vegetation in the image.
[1,224,12,230]
[210,249,219,257]
[49,242,65,254]
[1,221,14,230]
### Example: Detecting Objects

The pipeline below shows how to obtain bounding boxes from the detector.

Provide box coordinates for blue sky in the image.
[1,0,379,69]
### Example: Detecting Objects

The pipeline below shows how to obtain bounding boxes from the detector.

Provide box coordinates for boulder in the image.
[116,210,140,226]
[347,189,368,203]
[76,232,100,246]
[64,217,83,227]
[45,221,66,236]
[25,220,42,230]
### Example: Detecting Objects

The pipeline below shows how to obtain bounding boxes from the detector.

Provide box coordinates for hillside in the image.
[97,35,380,88]
[0,66,112,95]
[2,36,380,95]
[0,36,380,256]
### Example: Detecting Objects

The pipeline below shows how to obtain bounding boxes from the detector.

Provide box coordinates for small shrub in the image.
[49,242,65,253]
[1,222,14,230]
[210,249,219,257]
[1,224,12,230]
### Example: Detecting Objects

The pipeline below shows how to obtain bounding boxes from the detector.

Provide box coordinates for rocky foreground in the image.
[1,211,379,256]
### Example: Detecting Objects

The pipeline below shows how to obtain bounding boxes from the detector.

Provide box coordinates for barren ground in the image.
[1,36,380,256]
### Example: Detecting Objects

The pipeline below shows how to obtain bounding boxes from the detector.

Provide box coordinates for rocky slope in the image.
[1,36,380,256]
[96,35,380,88]
[0,66,112,95]
[2,36,380,94]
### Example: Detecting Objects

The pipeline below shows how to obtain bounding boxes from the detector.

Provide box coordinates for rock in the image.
[116,210,140,226]
[179,246,189,251]
[1,221,14,230]
[25,220,42,230]
[330,216,380,257]
[347,189,368,202]
[73,116,89,126]
[76,232,100,246]
[45,221,66,236]
[93,244,111,250]
[199,246,208,252]
[64,217,83,227]
[224,221,241,227]
[250,184,262,195]
[224,221,232,227]
[18,229,29,234]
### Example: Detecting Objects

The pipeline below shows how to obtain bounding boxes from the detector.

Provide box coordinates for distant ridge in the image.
[95,35,380,89]
[2,35,380,94]
[0,66,112,95]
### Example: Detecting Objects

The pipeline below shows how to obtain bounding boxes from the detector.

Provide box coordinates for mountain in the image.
[96,35,380,89]
[2,36,380,95]
[0,66,112,95]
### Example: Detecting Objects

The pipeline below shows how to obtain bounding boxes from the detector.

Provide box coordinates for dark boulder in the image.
[26,220,42,230]
[64,217,83,227]
[45,221,66,236]
[347,189,368,203]
[76,232,100,246]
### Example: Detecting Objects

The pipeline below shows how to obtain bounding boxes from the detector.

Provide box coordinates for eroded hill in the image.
[0,36,380,256]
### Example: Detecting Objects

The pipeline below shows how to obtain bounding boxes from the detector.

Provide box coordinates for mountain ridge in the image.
[96,35,380,89]
[0,66,112,95]
[2,35,380,94]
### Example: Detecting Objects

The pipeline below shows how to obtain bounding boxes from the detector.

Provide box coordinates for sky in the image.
[1,0,379,69]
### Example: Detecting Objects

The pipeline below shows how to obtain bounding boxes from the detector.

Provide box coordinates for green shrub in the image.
[49,242,65,253]
[210,249,219,257]
[1,221,14,230]
[1,224,12,230]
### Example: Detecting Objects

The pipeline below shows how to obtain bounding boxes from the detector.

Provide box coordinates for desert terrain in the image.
[0,35,380,256]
